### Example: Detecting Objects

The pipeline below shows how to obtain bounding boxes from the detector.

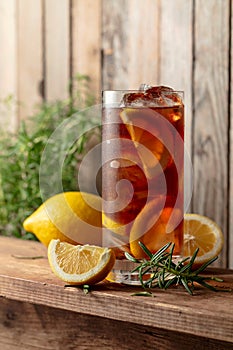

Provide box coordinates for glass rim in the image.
[102,89,184,93]
[102,90,184,100]
[102,89,184,104]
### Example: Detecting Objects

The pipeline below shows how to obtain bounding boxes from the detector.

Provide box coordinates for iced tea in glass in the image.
[102,86,184,284]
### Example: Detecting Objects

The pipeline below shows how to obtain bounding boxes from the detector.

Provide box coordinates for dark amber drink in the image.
[102,87,184,283]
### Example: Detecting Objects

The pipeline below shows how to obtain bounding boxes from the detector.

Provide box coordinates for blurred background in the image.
[0,0,232,268]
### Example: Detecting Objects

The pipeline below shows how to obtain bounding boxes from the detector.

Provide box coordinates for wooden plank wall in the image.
[0,0,17,132]
[193,1,230,268]
[0,0,232,268]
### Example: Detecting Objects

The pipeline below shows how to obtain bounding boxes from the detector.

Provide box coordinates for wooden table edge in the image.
[0,236,233,344]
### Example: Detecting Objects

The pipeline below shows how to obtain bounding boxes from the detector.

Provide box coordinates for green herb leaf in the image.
[125,242,227,295]
[131,291,154,297]
[124,252,140,263]
[83,284,90,294]
[138,241,153,258]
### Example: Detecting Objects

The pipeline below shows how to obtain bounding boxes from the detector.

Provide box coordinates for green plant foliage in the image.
[0,75,100,239]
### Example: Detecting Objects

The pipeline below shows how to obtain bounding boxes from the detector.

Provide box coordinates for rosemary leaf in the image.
[161,268,165,286]
[179,262,192,273]
[138,266,144,287]
[125,242,228,295]
[194,256,219,275]
[195,279,220,292]
[124,251,140,263]
[12,254,45,259]
[151,242,172,262]
[164,276,177,289]
[138,241,153,258]
[181,278,193,295]
[212,277,224,282]
[188,248,199,270]
[131,291,154,297]
[157,273,163,289]
[131,265,142,273]
[140,266,153,277]
[83,284,90,294]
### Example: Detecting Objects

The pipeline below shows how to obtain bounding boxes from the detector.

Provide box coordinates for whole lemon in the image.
[23,192,102,247]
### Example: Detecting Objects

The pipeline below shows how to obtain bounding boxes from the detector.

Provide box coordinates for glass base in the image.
[106,256,182,285]
[106,259,148,285]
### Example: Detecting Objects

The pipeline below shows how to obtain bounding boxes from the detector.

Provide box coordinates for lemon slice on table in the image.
[183,214,224,265]
[48,239,115,285]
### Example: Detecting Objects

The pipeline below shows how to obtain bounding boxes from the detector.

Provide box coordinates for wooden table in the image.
[0,236,232,350]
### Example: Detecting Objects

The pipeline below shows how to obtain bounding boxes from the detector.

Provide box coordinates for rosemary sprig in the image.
[12,254,46,259]
[125,242,230,295]
[64,284,91,295]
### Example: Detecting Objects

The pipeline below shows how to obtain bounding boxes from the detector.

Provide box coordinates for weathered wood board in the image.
[0,0,232,268]
[17,0,43,120]
[44,0,70,101]
[1,298,232,350]
[0,236,233,349]
[192,0,229,267]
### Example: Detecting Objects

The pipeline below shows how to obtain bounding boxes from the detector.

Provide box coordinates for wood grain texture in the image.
[229,0,233,269]
[102,0,130,90]
[17,0,43,120]
[192,0,229,267]
[0,0,17,132]
[45,0,70,101]
[102,0,160,90]
[0,0,232,268]
[0,298,232,350]
[72,0,101,100]
[159,0,193,194]
[127,0,160,89]
[0,237,233,345]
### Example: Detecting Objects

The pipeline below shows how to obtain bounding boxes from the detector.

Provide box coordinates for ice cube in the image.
[123,92,151,107]
[146,86,174,96]
[139,84,151,91]
[146,86,183,106]
[122,86,182,108]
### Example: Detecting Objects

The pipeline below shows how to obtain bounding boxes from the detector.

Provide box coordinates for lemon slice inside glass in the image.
[120,108,171,179]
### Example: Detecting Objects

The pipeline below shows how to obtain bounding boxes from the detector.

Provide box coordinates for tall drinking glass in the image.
[102,86,184,284]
